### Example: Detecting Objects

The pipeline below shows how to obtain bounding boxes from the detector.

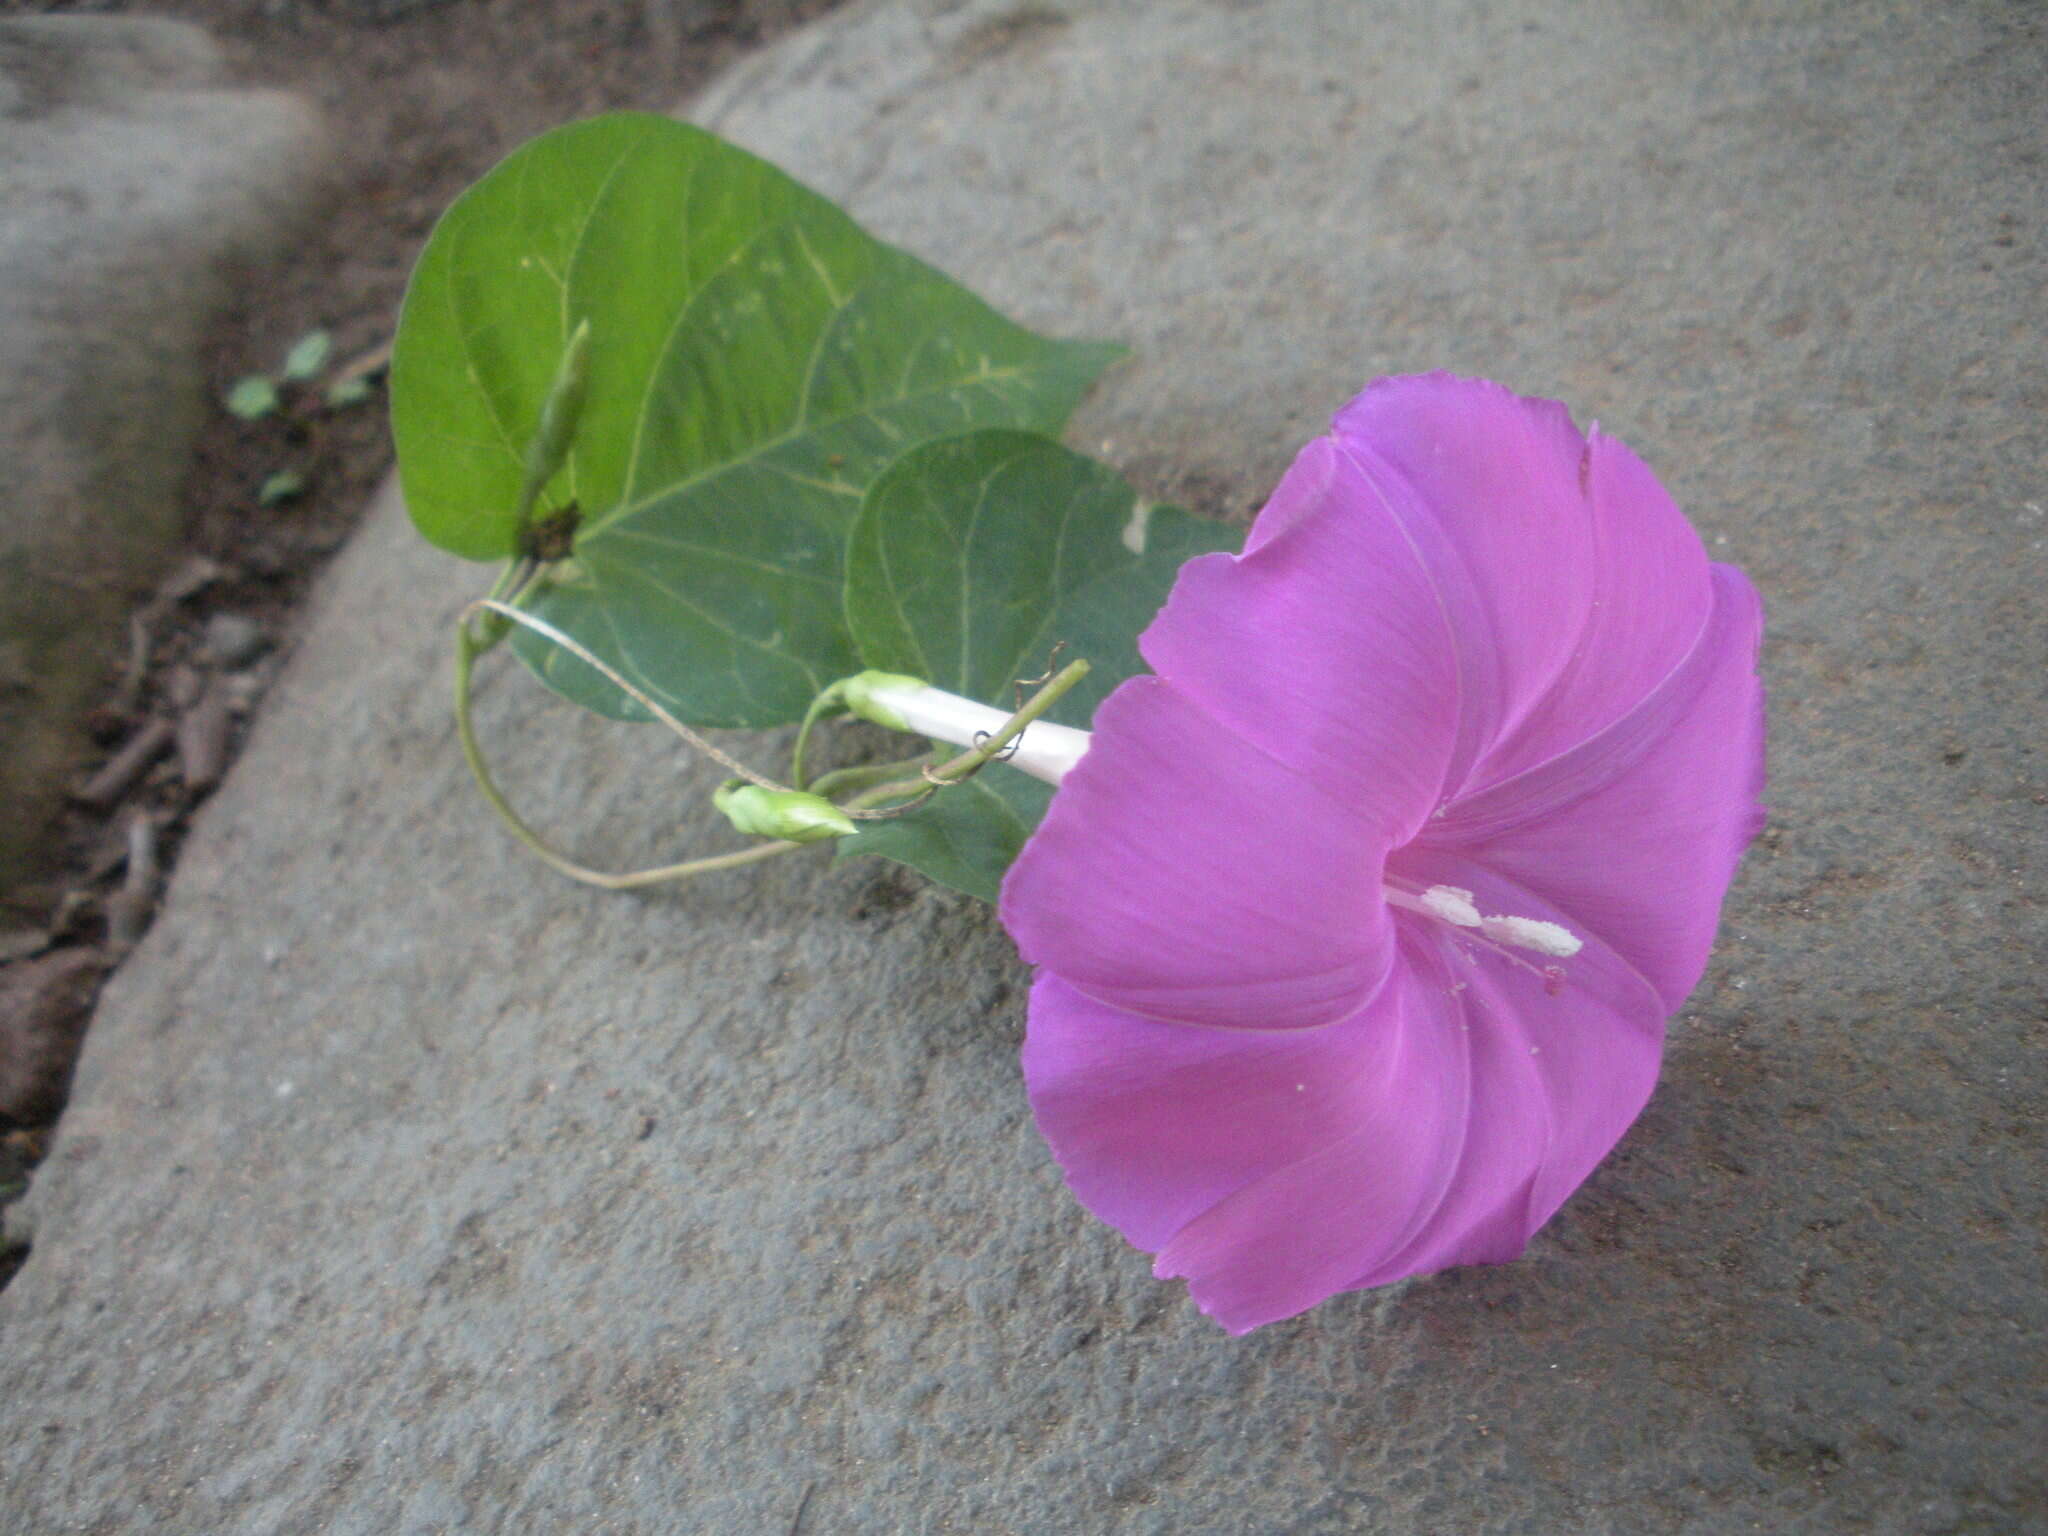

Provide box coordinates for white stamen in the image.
[862,682,1091,786]
[1385,880,1585,960]
[1480,914,1583,958]
[1418,884,1483,927]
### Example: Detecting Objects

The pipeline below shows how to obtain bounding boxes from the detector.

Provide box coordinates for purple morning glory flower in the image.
[996,373,1767,1333]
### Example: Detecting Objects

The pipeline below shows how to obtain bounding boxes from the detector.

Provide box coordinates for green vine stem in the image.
[452,597,1090,891]
[805,755,938,800]
[466,556,540,653]
[452,612,802,891]
[788,684,846,791]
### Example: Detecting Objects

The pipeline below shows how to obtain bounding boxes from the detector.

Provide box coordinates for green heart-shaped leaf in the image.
[391,112,1120,727]
[838,430,1240,900]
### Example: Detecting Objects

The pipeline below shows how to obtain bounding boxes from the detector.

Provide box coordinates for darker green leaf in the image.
[842,773,1053,906]
[837,430,1240,899]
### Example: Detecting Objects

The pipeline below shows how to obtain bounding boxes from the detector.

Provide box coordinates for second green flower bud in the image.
[712,781,857,844]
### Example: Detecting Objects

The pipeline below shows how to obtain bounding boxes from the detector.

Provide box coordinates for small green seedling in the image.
[280,329,333,383]
[223,328,378,421]
[221,327,386,507]
[225,375,281,421]
[325,375,375,408]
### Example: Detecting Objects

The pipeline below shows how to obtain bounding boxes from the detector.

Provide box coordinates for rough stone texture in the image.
[3,1,2043,1531]
[0,17,330,886]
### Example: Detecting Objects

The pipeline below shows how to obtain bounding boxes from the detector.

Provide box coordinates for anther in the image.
[1479,915,1583,958]
[1383,878,1586,962]
[1418,884,1482,927]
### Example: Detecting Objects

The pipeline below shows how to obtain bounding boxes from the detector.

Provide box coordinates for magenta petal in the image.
[999,676,1396,1032]
[1020,973,1409,1252]
[1333,374,1715,800]
[1156,925,1664,1332]
[1136,436,1461,841]
[1363,858,1669,1275]
[1468,425,1716,790]
[1001,375,1766,1332]
[1331,374,1591,794]
[1422,564,1767,1010]
[1023,958,1472,1332]
[1024,909,1668,1334]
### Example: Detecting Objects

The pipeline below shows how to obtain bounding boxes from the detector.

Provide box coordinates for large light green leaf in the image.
[391,112,1120,727]
[838,430,1241,900]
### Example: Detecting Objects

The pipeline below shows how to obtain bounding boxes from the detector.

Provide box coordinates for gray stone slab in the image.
[3,1,2042,1531]
[0,17,330,885]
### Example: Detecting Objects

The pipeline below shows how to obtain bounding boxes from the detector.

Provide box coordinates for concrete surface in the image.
[2,1,2041,1530]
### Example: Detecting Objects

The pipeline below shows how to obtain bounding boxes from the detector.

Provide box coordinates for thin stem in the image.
[467,599,790,791]
[450,607,1088,889]
[788,686,846,791]
[806,754,937,800]
[487,558,532,604]
[466,556,544,656]
[451,610,804,891]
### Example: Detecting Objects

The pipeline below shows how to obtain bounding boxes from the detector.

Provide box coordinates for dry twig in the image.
[176,679,232,795]
[102,812,160,954]
[71,718,172,812]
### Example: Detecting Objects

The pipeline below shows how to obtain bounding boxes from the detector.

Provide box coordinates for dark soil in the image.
[0,0,839,1285]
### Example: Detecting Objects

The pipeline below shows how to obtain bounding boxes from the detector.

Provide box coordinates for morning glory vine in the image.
[393,113,1766,1332]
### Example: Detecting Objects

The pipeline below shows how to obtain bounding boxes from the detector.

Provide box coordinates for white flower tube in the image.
[845,673,1091,787]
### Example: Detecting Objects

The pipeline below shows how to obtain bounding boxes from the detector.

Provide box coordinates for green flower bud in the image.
[838,671,929,732]
[712,781,857,844]
[524,318,592,494]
